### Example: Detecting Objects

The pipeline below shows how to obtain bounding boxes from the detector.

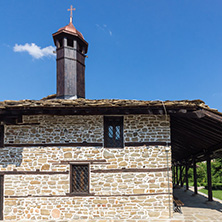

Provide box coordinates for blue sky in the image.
[1,0,222,111]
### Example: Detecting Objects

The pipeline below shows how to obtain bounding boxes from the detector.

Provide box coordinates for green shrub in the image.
[204,183,222,190]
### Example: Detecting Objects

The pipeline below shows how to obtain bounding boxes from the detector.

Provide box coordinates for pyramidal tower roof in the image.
[57,22,84,39]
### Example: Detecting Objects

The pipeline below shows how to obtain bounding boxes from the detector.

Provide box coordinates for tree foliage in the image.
[174,158,222,187]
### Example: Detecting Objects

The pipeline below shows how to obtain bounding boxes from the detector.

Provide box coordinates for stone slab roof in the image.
[0,95,220,115]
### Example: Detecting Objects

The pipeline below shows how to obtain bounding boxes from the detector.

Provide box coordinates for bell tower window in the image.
[67,38,74,47]
[58,39,63,48]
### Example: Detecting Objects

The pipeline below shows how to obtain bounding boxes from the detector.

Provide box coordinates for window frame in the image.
[70,163,90,195]
[104,116,124,148]
[0,125,4,148]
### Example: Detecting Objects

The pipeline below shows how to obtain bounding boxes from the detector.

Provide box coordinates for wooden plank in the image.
[125,142,170,146]
[173,127,211,149]
[0,171,69,175]
[0,106,197,117]
[171,110,205,119]
[203,110,222,123]
[5,192,171,199]
[172,118,219,143]
[184,117,222,139]
[54,160,107,165]
[91,167,169,173]
[4,142,103,147]
[4,142,171,148]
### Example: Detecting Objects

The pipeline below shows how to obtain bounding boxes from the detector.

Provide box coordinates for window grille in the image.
[104,116,123,148]
[0,126,3,148]
[70,164,89,194]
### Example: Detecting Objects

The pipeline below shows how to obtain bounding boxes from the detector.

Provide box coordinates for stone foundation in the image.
[4,195,172,221]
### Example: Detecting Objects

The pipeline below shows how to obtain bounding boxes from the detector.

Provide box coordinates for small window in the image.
[78,45,83,53]
[70,164,89,194]
[104,116,123,148]
[0,126,4,148]
[58,39,63,48]
[67,38,74,47]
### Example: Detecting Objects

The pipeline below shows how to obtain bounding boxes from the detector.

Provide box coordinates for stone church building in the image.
[1,6,222,222]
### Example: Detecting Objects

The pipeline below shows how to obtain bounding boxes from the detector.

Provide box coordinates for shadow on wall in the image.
[0,147,23,167]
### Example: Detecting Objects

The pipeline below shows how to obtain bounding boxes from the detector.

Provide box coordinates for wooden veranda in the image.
[171,109,222,201]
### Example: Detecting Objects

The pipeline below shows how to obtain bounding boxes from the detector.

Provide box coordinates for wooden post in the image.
[186,163,189,190]
[180,165,183,187]
[193,157,198,195]
[207,155,213,201]
[173,166,175,185]
[176,165,179,185]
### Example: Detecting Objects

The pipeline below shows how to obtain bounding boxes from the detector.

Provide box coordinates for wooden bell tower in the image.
[52,5,88,99]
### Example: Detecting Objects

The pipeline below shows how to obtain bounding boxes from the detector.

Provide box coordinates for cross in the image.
[68,5,76,23]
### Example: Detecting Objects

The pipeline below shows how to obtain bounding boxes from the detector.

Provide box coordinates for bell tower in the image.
[52,5,88,99]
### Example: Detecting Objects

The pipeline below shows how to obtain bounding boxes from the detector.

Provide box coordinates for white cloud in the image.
[96,24,113,36]
[13,43,56,59]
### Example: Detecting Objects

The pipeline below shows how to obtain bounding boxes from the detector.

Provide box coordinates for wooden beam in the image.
[4,142,103,147]
[171,110,205,119]
[184,117,222,139]
[0,105,198,117]
[0,171,69,175]
[188,140,222,163]
[91,167,169,173]
[203,110,222,123]
[125,142,170,146]
[172,118,219,143]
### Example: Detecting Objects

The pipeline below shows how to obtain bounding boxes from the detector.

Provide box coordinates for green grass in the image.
[199,188,222,200]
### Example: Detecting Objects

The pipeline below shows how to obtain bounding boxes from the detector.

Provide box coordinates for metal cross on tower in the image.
[68,5,76,23]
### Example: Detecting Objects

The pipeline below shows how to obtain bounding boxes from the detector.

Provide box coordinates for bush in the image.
[205,183,222,190]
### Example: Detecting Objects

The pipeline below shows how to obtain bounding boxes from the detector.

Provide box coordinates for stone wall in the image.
[4,115,170,144]
[5,195,172,221]
[0,114,172,221]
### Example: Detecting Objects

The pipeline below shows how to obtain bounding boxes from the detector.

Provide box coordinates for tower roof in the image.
[56,22,84,40]
[52,5,85,40]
